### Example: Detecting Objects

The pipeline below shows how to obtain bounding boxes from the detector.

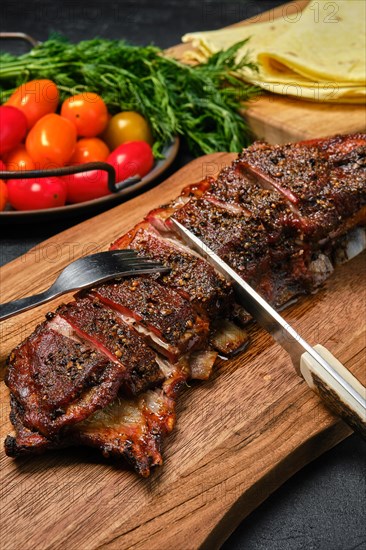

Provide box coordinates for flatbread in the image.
[182,0,366,103]
[258,0,365,84]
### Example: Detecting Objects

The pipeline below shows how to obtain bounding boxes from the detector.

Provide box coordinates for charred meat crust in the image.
[4,395,58,457]
[6,391,176,478]
[56,295,164,395]
[172,196,270,285]
[4,133,366,475]
[71,390,176,477]
[237,134,366,240]
[92,276,209,361]
[5,320,125,437]
[112,222,234,319]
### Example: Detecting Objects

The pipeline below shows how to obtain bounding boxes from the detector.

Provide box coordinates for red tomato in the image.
[26,114,77,169]
[7,177,66,210]
[0,180,8,210]
[0,160,6,172]
[0,106,28,155]
[4,145,35,171]
[61,93,108,137]
[5,79,59,129]
[63,170,111,204]
[68,138,110,164]
[107,141,154,183]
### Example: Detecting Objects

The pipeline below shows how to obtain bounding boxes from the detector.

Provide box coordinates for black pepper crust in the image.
[4,133,366,476]
[210,163,303,240]
[238,134,366,240]
[114,222,233,318]
[5,320,125,438]
[173,196,270,285]
[93,276,209,361]
[56,295,164,396]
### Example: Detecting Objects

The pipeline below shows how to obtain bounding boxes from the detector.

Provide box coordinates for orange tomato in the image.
[26,114,77,169]
[68,138,110,164]
[61,93,108,137]
[5,79,59,129]
[0,180,8,210]
[4,145,35,171]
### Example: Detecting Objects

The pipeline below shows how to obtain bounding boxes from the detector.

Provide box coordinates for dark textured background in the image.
[1,1,365,548]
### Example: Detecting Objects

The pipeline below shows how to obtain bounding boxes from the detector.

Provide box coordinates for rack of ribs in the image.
[4,133,366,476]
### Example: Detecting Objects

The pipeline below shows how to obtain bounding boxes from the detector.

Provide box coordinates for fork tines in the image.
[107,250,170,273]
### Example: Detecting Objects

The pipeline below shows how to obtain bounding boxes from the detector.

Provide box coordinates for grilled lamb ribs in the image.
[5,318,126,438]
[91,277,209,363]
[4,134,366,476]
[238,135,366,240]
[111,221,251,353]
[56,295,165,395]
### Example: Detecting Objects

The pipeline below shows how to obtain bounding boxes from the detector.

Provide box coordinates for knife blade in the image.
[170,218,366,438]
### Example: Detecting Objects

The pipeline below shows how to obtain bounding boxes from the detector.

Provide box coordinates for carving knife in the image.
[170,218,366,439]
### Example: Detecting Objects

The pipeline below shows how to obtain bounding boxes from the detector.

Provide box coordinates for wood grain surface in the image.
[168,0,366,144]
[0,153,365,549]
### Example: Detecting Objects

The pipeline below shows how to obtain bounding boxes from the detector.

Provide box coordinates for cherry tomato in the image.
[5,79,59,129]
[107,141,154,183]
[63,170,111,204]
[4,145,35,172]
[0,180,8,210]
[0,106,27,156]
[68,138,110,165]
[7,177,66,210]
[102,111,153,150]
[61,93,108,137]
[26,114,77,169]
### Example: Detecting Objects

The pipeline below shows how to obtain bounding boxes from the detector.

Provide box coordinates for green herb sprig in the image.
[0,37,259,157]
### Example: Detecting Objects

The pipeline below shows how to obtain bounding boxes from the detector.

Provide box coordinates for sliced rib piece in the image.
[5,318,125,438]
[4,395,59,457]
[238,134,366,240]
[92,276,209,363]
[111,221,233,319]
[112,222,251,354]
[56,295,164,395]
[71,389,176,477]
[172,196,270,287]
[5,389,176,478]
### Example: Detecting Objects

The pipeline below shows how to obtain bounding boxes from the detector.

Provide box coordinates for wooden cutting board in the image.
[0,153,365,549]
[167,0,366,143]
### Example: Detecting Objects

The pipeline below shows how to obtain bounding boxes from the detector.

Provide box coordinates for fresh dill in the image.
[0,37,260,157]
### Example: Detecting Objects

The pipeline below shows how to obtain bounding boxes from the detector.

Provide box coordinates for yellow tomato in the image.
[102,111,153,150]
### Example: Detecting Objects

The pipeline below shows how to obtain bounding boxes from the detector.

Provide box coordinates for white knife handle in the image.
[300,344,366,439]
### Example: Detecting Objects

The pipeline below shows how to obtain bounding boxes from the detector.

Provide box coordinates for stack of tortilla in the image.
[182,0,365,103]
